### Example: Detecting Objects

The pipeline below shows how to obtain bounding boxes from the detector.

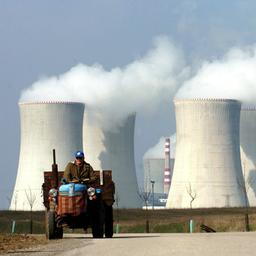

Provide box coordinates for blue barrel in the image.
[59,183,87,196]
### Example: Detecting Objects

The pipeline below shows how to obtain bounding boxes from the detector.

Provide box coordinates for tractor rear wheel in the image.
[91,201,104,238]
[104,204,113,238]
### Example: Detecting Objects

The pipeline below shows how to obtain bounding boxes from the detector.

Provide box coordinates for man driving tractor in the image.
[43,149,114,239]
[63,151,97,184]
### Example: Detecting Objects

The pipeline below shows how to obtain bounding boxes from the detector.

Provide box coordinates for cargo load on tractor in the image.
[42,150,115,239]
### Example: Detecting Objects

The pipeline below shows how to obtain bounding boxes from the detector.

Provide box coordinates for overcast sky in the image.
[1,0,256,209]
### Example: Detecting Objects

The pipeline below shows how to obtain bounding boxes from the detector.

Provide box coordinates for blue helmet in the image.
[75,151,84,158]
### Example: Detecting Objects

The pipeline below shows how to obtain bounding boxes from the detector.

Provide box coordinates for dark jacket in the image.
[63,161,97,184]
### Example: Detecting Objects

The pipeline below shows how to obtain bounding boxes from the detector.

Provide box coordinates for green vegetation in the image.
[1,208,256,234]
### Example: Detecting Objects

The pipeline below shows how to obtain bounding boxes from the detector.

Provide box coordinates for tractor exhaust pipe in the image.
[52,149,58,188]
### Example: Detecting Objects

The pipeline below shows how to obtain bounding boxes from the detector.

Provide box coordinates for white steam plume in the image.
[176,45,256,104]
[143,134,176,159]
[144,44,256,161]
[20,36,189,129]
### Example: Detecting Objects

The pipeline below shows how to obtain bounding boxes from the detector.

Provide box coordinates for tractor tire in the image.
[55,227,63,239]
[46,210,56,240]
[92,223,104,238]
[104,204,113,238]
[91,201,104,238]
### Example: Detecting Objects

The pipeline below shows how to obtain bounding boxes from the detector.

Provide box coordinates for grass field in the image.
[1,208,256,234]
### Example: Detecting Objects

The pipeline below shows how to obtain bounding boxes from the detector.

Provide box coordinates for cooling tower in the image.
[10,102,85,211]
[166,99,246,208]
[83,113,141,208]
[240,108,256,206]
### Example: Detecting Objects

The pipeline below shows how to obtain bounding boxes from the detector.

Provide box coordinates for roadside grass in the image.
[1,208,256,234]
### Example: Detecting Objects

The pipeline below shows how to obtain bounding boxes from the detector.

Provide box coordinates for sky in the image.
[1,0,256,209]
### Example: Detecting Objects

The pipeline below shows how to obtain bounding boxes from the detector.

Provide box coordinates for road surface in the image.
[2,232,256,256]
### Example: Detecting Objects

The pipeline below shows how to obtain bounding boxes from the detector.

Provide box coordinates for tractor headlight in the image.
[49,188,57,197]
[87,187,96,197]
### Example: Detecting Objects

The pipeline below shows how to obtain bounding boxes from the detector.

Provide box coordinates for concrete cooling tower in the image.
[166,99,246,208]
[240,108,256,206]
[10,102,85,211]
[83,113,141,208]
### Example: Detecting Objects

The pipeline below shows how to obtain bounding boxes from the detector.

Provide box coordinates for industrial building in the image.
[143,137,175,207]
[143,158,165,194]
[240,108,256,206]
[166,99,246,208]
[143,158,174,207]
[83,113,141,208]
[10,102,85,210]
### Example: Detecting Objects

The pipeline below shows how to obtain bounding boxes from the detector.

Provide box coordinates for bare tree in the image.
[25,188,37,234]
[138,188,151,209]
[186,183,197,209]
[138,186,151,233]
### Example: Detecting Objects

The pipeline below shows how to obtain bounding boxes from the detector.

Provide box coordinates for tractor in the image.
[42,150,115,239]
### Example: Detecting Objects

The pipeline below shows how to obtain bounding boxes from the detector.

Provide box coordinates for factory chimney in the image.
[164,138,171,194]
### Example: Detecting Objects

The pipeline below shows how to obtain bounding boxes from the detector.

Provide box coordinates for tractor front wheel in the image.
[45,210,56,240]
[55,227,63,239]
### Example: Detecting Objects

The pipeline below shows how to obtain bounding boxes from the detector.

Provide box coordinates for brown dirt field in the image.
[0,234,47,254]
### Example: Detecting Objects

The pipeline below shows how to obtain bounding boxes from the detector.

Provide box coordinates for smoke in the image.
[144,44,256,158]
[20,36,189,129]
[143,134,176,159]
[176,45,256,104]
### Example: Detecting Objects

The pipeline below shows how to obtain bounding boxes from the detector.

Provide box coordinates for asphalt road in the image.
[3,233,256,256]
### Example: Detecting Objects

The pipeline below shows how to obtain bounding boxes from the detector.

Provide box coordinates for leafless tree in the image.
[138,185,151,233]
[25,188,37,234]
[138,188,151,209]
[186,183,197,209]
